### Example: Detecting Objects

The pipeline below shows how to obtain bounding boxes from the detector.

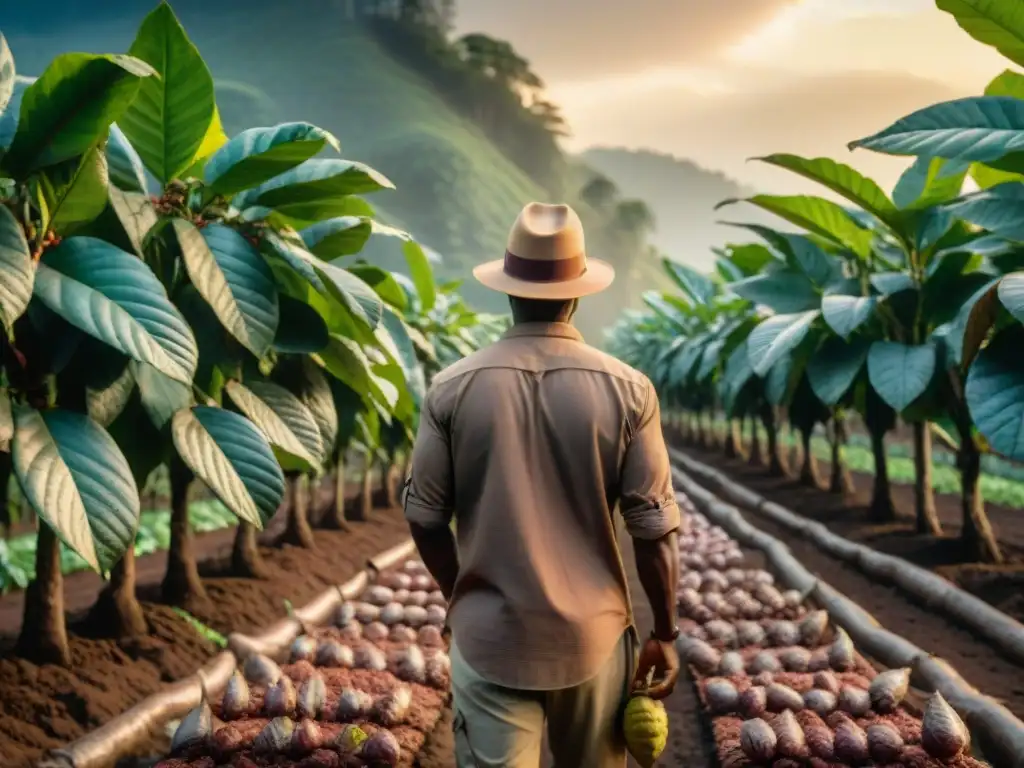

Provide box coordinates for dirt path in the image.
[673,446,1024,723]
[415,522,717,768]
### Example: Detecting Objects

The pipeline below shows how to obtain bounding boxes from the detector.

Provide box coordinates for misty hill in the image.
[580,147,771,272]
[1,1,545,302]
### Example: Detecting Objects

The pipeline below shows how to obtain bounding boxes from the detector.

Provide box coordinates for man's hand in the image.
[632,636,680,700]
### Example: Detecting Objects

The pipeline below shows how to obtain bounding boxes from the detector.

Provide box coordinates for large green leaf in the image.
[378,305,426,405]
[225,379,323,471]
[315,335,383,401]
[0,32,14,116]
[746,311,819,376]
[717,194,873,257]
[175,221,279,356]
[172,406,285,527]
[949,276,1002,366]
[117,2,217,183]
[109,186,158,257]
[38,144,109,233]
[106,123,148,193]
[965,325,1024,459]
[264,232,382,330]
[867,341,937,412]
[33,236,197,383]
[937,0,1024,69]
[81,346,135,427]
[945,182,1024,241]
[807,337,869,406]
[204,122,339,196]
[242,159,394,209]
[850,97,1024,164]
[821,294,876,339]
[752,154,899,228]
[300,216,372,259]
[275,357,338,455]
[348,264,406,309]
[242,195,376,230]
[3,53,153,175]
[892,156,970,211]
[662,258,717,304]
[11,405,138,571]
[0,204,33,330]
[402,240,438,313]
[729,271,820,313]
[722,243,777,276]
[764,355,795,407]
[997,271,1024,323]
[133,361,192,430]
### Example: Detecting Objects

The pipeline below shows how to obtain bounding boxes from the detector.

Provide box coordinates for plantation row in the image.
[0,0,503,668]
[607,0,1024,566]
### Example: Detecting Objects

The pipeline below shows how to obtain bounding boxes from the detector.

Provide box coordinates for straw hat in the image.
[472,202,615,299]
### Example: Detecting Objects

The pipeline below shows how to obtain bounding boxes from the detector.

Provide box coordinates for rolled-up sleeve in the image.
[619,378,680,540]
[403,390,454,529]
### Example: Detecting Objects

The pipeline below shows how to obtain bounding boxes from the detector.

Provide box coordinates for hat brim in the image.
[472,257,615,300]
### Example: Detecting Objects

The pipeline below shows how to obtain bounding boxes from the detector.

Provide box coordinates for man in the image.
[402,202,681,767]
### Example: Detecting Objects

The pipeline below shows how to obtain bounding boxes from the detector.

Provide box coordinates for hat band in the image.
[504,250,586,283]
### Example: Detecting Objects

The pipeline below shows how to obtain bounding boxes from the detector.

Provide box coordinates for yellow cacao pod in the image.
[623,694,668,767]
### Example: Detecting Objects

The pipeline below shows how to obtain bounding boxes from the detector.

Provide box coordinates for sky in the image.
[455,0,1011,196]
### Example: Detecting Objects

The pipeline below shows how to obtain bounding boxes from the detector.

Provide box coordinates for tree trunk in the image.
[959,441,1003,563]
[232,522,269,577]
[381,462,401,509]
[17,523,71,665]
[0,451,11,538]
[868,428,897,522]
[705,412,720,449]
[828,417,855,495]
[321,459,350,530]
[749,414,765,467]
[723,420,742,459]
[161,457,208,606]
[350,455,374,522]
[89,545,148,638]
[761,407,788,477]
[282,474,316,548]
[799,427,821,488]
[912,422,942,535]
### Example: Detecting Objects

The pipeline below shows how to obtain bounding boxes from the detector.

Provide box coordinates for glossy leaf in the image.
[718,194,873,257]
[109,186,158,257]
[764,355,795,407]
[3,53,153,175]
[945,182,1024,241]
[172,406,285,527]
[38,144,109,233]
[402,240,438,313]
[118,2,217,183]
[175,221,279,356]
[348,264,406,309]
[821,294,875,339]
[11,405,139,572]
[746,311,819,376]
[807,337,869,406]
[33,237,197,383]
[278,357,338,455]
[133,361,192,430]
[729,271,820,313]
[662,258,717,304]
[205,121,340,196]
[752,153,899,228]
[950,276,1002,366]
[867,341,937,412]
[242,158,394,209]
[893,156,970,211]
[83,349,135,427]
[997,271,1024,323]
[937,0,1024,69]
[0,204,34,329]
[225,380,323,471]
[300,216,372,259]
[379,306,426,404]
[850,97,1024,164]
[966,326,1024,459]
[106,123,148,193]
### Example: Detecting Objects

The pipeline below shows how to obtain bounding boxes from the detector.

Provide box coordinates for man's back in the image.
[404,322,678,690]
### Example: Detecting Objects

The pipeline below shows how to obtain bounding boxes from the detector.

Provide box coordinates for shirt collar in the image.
[502,322,585,343]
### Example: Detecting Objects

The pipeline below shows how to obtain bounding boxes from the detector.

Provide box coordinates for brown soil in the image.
[414,524,718,768]
[672,441,1024,722]
[0,497,411,768]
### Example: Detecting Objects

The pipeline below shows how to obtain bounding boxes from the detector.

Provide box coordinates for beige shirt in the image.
[403,322,680,690]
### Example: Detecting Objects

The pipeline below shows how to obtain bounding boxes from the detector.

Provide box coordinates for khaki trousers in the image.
[449,630,638,768]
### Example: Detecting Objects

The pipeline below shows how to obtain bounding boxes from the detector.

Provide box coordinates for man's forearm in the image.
[409,522,459,600]
[634,530,679,639]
